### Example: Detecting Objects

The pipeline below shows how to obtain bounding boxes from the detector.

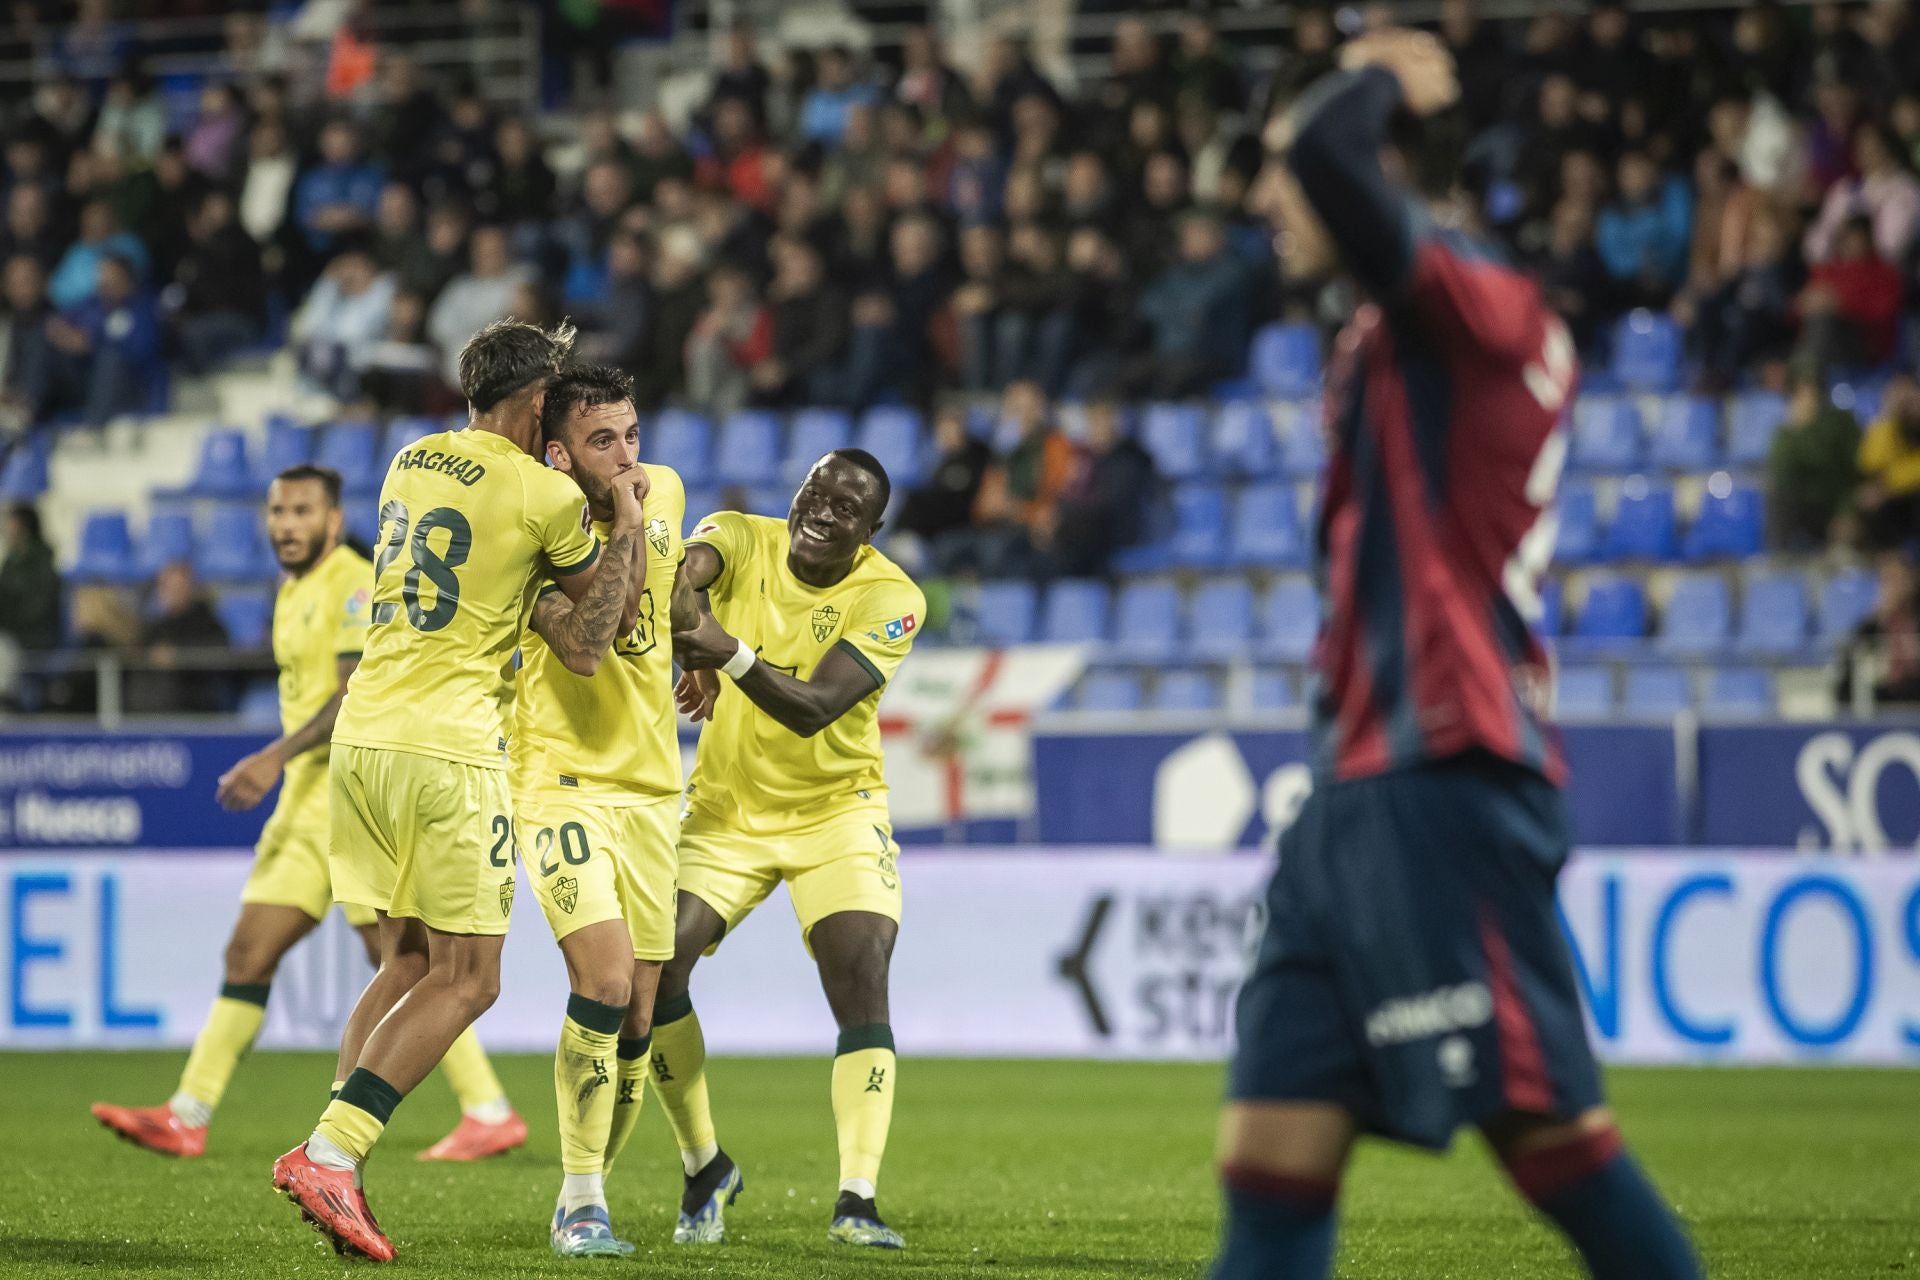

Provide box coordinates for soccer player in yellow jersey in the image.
[272,321,651,1263]
[89,465,523,1162]
[512,365,699,1257]
[662,449,925,1250]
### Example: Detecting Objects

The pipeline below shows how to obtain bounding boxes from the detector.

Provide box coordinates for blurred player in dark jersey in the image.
[1211,32,1701,1280]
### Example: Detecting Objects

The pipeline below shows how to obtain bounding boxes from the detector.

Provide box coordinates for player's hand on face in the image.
[675,668,720,721]
[215,748,283,812]
[610,461,651,528]
[1339,29,1459,116]
[672,610,742,671]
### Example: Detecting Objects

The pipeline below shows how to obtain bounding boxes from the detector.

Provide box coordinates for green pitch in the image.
[2,1053,1915,1278]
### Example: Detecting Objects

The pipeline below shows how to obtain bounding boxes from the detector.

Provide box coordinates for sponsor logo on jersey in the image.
[811,604,841,643]
[646,516,671,558]
[345,588,371,615]
[883,613,917,641]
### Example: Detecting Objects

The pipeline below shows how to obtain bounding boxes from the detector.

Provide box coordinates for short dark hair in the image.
[541,362,635,445]
[826,447,891,520]
[274,464,343,507]
[8,502,42,545]
[459,317,576,412]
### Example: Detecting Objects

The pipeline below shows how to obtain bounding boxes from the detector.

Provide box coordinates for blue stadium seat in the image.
[1611,310,1682,392]
[215,591,272,650]
[1649,396,1721,470]
[250,417,315,491]
[380,416,437,464]
[653,410,714,486]
[974,580,1038,647]
[1230,484,1306,568]
[680,489,723,534]
[181,428,253,499]
[1555,479,1601,564]
[1570,398,1643,473]
[1277,417,1327,479]
[1077,670,1143,712]
[0,434,51,500]
[344,500,380,551]
[1250,323,1321,400]
[1834,378,1886,424]
[856,406,926,488]
[1141,403,1210,481]
[1601,481,1677,560]
[1187,576,1256,662]
[138,511,197,578]
[1683,483,1763,560]
[715,410,783,486]
[1704,667,1775,719]
[71,510,140,583]
[1538,576,1564,636]
[1818,568,1877,644]
[1153,669,1221,712]
[1658,574,1732,656]
[1164,484,1230,569]
[314,421,379,495]
[1109,580,1182,662]
[1211,402,1278,479]
[1040,579,1111,644]
[1572,576,1647,647]
[196,504,272,583]
[1257,578,1320,662]
[1727,390,1787,467]
[785,408,853,484]
[1623,666,1691,718]
[1737,572,1811,657]
[1554,665,1615,718]
[1250,669,1296,710]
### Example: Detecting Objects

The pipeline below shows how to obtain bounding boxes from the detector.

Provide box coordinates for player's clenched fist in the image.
[1338,29,1459,116]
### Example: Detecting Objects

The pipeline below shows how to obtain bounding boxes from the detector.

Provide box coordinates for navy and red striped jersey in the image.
[1287,67,1575,785]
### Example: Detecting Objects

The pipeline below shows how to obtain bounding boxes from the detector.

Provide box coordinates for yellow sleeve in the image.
[836,576,927,689]
[1860,419,1894,476]
[523,463,600,577]
[334,571,372,659]
[684,510,754,591]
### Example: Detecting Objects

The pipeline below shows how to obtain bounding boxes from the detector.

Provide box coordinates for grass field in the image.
[3,1053,1915,1278]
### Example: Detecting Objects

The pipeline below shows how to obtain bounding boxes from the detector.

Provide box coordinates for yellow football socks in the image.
[832,1024,896,1194]
[174,982,269,1122]
[554,994,623,1176]
[649,995,719,1173]
[602,1034,652,1178]
[313,1068,400,1164]
[439,1024,509,1117]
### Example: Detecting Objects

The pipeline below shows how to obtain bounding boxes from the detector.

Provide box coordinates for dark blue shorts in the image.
[1229,751,1603,1150]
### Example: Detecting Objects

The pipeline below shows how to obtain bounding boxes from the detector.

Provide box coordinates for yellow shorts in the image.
[242,760,375,928]
[677,805,900,953]
[330,743,517,936]
[522,793,680,960]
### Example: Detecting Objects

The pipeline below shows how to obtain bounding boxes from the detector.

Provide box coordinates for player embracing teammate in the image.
[1210,33,1702,1280]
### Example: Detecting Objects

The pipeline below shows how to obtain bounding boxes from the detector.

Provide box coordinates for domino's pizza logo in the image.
[883,614,917,641]
[345,588,371,615]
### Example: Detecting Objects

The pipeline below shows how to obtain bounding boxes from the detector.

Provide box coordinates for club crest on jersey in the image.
[811,604,841,643]
[883,613,917,641]
[554,875,579,914]
[499,876,515,917]
[646,516,671,558]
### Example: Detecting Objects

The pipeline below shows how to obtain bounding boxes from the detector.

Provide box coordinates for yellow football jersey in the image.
[512,463,687,804]
[684,512,924,835]
[333,428,600,769]
[273,542,372,755]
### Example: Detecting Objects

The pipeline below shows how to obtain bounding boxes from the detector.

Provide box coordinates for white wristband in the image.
[720,643,756,680]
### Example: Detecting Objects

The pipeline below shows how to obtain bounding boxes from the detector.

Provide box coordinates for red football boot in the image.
[416,1109,527,1162]
[271,1144,394,1262]
[90,1102,207,1158]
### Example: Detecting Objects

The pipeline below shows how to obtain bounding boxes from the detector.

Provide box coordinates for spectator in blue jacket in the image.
[45,253,161,426]
[294,121,385,257]
[1596,149,1693,307]
[48,200,149,312]
[800,47,879,146]
[1134,210,1255,398]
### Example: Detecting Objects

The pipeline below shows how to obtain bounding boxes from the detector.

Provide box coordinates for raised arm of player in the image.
[670,541,879,738]
[530,464,651,676]
[215,653,359,812]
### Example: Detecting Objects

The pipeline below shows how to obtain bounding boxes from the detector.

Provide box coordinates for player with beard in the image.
[91,465,525,1162]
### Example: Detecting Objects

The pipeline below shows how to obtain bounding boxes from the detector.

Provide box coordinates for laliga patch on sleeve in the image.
[692,522,720,536]
[882,614,917,641]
